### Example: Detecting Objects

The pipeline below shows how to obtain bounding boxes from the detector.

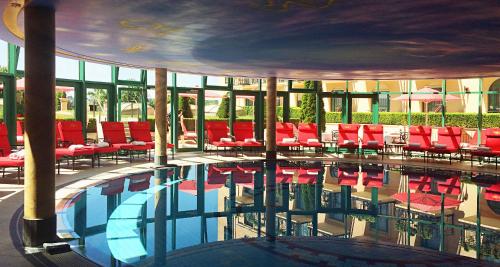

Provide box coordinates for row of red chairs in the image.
[204,121,324,155]
[0,121,175,182]
[337,124,499,167]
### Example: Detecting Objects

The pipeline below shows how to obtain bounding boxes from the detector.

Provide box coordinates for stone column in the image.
[155,68,168,165]
[23,4,56,247]
[265,77,277,161]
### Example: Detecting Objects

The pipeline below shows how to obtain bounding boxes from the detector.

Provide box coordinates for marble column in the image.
[155,68,168,165]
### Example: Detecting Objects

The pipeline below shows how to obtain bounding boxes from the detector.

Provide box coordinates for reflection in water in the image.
[59,161,500,266]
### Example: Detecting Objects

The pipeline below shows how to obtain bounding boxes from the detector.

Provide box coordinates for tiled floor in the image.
[166,236,494,267]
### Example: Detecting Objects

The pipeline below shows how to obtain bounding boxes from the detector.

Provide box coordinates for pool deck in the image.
[0,151,498,266]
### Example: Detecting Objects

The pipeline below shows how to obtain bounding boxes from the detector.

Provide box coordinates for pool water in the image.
[57,161,500,266]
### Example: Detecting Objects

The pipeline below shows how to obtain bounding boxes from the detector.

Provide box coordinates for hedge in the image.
[145,112,500,132]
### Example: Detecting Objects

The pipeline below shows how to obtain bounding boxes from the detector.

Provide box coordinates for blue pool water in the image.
[57,161,500,266]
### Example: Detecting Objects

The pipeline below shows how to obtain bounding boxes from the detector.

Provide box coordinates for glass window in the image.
[85,62,111,82]
[233,77,259,90]
[379,92,390,112]
[118,67,141,81]
[488,79,500,113]
[176,73,201,88]
[17,47,24,71]
[207,75,227,87]
[56,56,79,80]
[0,40,7,70]
[56,86,75,120]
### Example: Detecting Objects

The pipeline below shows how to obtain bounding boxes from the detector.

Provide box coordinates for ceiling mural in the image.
[1,0,500,79]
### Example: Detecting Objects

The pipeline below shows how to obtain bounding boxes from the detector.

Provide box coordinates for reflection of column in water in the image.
[254,163,265,238]
[265,161,277,241]
[196,165,206,244]
[107,192,118,266]
[154,169,167,266]
[74,191,87,246]
[226,172,236,240]
[312,166,324,236]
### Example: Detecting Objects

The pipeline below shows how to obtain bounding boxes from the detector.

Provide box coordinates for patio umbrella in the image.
[392,192,462,212]
[0,78,74,92]
[178,180,223,195]
[393,87,459,125]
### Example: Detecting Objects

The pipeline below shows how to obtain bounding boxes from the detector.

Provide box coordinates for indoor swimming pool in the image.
[56,160,500,266]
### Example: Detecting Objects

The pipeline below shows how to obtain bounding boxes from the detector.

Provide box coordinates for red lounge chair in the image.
[427,127,462,164]
[233,121,263,153]
[337,124,360,155]
[207,165,229,184]
[237,163,262,173]
[409,176,432,192]
[361,166,384,188]
[233,170,254,184]
[361,124,385,158]
[436,176,461,195]
[297,123,323,153]
[0,123,23,182]
[402,126,432,159]
[180,115,197,143]
[100,177,125,196]
[470,128,500,169]
[128,121,175,159]
[276,122,300,152]
[101,122,150,162]
[16,120,23,145]
[297,167,319,184]
[205,121,237,155]
[276,164,296,184]
[58,120,119,167]
[337,165,359,186]
[128,173,151,192]
[56,120,97,169]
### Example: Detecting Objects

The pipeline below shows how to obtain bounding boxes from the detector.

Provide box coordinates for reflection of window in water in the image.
[295,184,315,211]
[325,192,344,222]
[419,222,440,250]
[369,204,389,232]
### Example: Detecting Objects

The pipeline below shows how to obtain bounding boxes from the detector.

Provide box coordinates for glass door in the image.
[175,88,202,151]
[85,82,114,140]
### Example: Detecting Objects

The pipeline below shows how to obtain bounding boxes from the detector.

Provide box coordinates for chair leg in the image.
[72,158,75,170]
[2,168,5,178]
[116,152,119,164]
[91,155,95,168]
[17,167,20,184]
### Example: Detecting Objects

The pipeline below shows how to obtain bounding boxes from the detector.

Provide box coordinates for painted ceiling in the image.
[1,0,500,80]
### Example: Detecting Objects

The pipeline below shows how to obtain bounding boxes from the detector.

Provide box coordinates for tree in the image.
[300,81,326,131]
[179,96,193,118]
[216,95,230,118]
[88,89,107,120]
[121,89,142,119]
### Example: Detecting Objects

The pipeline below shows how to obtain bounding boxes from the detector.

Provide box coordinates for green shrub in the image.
[179,96,193,118]
[216,96,230,118]
[87,118,96,133]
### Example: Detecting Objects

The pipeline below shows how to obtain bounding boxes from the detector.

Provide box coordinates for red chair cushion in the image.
[102,122,127,144]
[0,123,11,157]
[128,121,153,142]
[362,124,384,147]
[205,121,231,145]
[58,120,86,146]
[233,121,255,142]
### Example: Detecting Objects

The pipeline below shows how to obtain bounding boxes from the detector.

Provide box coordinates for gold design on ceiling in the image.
[123,44,146,53]
[2,0,24,39]
[120,19,178,37]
